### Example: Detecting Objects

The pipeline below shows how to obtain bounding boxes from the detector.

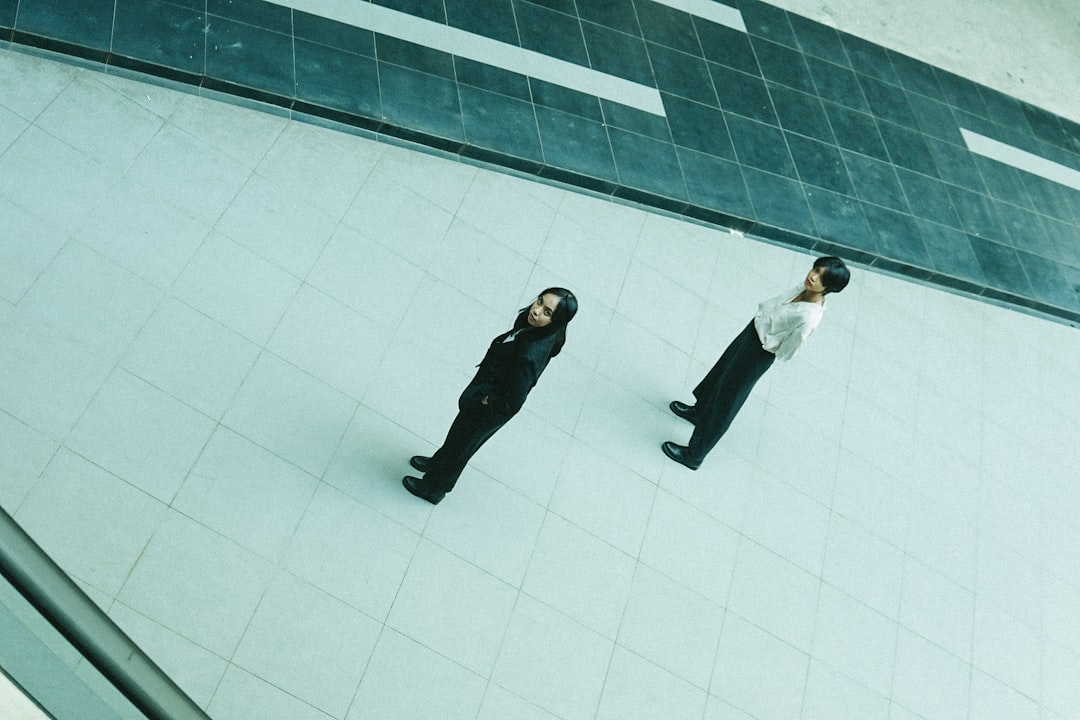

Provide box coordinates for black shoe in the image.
[669,400,698,425]
[662,441,702,470]
[409,455,433,473]
[402,476,444,505]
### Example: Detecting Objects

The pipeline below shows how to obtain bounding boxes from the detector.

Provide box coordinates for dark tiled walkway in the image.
[4,0,1079,322]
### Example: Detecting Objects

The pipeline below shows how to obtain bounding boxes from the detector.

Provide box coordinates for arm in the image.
[484,354,540,416]
[771,308,822,362]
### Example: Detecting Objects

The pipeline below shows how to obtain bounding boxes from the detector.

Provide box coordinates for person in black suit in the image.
[663,257,850,470]
[403,287,578,505]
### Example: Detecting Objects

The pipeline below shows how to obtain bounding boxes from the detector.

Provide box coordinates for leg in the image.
[414,405,510,495]
[686,328,773,460]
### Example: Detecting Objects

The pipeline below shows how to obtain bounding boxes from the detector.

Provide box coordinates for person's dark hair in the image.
[814,256,850,294]
[517,287,578,357]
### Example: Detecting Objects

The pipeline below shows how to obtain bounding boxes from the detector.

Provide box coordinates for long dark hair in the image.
[514,287,578,357]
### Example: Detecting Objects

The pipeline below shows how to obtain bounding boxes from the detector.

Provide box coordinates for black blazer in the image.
[459,325,559,418]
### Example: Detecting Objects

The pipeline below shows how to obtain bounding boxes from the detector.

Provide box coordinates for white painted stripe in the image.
[651,0,747,33]
[962,128,1080,192]
[264,0,667,116]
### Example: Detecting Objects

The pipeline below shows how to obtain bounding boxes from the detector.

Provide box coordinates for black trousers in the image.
[418,402,511,495]
[688,320,775,459]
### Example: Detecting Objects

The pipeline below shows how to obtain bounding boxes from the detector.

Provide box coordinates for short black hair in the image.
[814,256,850,294]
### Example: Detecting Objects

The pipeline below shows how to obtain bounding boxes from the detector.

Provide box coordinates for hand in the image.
[481,396,488,405]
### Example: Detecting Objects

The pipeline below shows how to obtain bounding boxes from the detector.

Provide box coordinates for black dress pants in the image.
[688,320,775,459]
[419,402,511,495]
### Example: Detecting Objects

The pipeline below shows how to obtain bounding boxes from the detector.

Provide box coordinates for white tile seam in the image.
[961,128,1080,193]
[263,0,669,116]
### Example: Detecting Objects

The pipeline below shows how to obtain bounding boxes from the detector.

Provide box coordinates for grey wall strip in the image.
[0,506,211,720]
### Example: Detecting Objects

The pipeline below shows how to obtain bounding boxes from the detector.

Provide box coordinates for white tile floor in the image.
[3,43,1080,720]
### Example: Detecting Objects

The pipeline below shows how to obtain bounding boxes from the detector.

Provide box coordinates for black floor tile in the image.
[205,18,295,97]
[577,0,639,35]
[887,49,943,100]
[664,94,735,159]
[601,100,670,141]
[805,186,871,248]
[113,0,205,75]
[806,56,868,112]
[711,64,777,125]
[727,114,796,178]
[294,12,375,58]
[1018,250,1078,310]
[522,0,575,14]
[787,133,851,194]
[969,236,1032,297]
[859,75,916,128]
[372,0,445,23]
[842,151,908,213]
[208,0,290,32]
[737,0,797,48]
[636,1,701,56]
[376,36,454,79]
[295,40,380,117]
[460,85,543,162]
[536,107,617,182]
[529,78,603,122]
[648,42,718,106]
[1042,217,1080,265]
[824,103,888,161]
[905,92,963,145]
[769,84,833,142]
[677,147,755,221]
[750,38,815,94]
[741,167,816,236]
[839,32,896,85]
[514,1,588,65]
[455,58,530,101]
[860,203,932,268]
[0,0,15,27]
[378,63,465,143]
[609,128,688,201]
[696,21,758,75]
[934,67,989,118]
[977,87,1030,133]
[917,219,985,284]
[895,168,961,229]
[582,21,654,85]
[787,12,847,67]
[446,0,518,44]
[16,0,114,50]
[1021,102,1073,151]
[926,137,986,193]
[947,185,1009,244]
[995,203,1057,259]
[877,121,937,177]
[1028,178,1080,227]
[972,156,1034,211]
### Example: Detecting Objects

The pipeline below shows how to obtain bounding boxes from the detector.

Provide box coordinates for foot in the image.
[669,400,698,425]
[402,476,445,505]
[409,455,433,473]
[662,441,702,470]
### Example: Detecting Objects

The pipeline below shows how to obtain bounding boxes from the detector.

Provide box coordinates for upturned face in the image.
[804,265,827,294]
[527,293,561,327]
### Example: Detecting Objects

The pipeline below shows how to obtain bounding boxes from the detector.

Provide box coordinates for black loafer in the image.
[662,441,702,470]
[409,455,433,473]
[402,476,444,505]
[669,400,698,425]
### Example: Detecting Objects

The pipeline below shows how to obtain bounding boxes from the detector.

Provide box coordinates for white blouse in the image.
[753,285,825,362]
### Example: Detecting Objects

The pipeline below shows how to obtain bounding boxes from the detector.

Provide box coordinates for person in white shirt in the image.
[663,256,850,470]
